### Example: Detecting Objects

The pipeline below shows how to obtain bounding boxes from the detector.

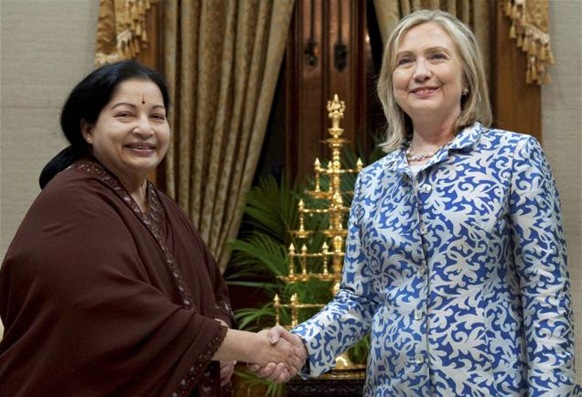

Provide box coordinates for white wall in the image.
[542,0,582,379]
[0,0,98,255]
[0,0,581,380]
[0,0,99,335]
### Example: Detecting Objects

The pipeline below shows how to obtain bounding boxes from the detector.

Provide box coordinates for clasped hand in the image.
[248,325,308,383]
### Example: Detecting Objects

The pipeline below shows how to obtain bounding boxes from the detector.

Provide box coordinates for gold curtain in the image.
[95,0,158,65]
[373,0,491,80]
[503,0,554,84]
[164,1,295,272]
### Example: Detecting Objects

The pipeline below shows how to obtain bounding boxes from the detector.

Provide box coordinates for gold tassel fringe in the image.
[503,0,554,85]
[95,0,158,66]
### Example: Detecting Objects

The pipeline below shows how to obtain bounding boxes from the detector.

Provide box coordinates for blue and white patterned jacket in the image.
[293,122,576,396]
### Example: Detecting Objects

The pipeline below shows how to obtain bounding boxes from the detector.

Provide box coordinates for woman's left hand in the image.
[219,360,236,387]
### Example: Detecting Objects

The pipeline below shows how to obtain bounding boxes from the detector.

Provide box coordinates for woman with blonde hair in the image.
[256,9,576,396]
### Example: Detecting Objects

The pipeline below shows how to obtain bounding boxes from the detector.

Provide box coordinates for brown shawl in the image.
[0,160,235,396]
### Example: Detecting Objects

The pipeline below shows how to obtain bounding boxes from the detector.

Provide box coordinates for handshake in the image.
[247,325,309,383]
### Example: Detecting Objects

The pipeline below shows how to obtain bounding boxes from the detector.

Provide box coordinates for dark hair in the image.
[39,60,170,189]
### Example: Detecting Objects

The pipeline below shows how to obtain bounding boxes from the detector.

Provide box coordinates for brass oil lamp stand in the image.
[274,95,364,373]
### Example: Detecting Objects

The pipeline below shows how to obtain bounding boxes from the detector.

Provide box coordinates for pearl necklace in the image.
[405,147,436,162]
[405,142,450,162]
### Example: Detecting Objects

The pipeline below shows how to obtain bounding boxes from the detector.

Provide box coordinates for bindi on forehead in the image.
[141,94,146,105]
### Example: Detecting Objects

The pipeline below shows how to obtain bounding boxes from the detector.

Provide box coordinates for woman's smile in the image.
[81,78,170,191]
[125,142,157,154]
[410,86,440,98]
[392,22,464,124]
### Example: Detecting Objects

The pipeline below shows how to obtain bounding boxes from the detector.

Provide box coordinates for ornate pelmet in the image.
[95,0,158,65]
[504,0,555,84]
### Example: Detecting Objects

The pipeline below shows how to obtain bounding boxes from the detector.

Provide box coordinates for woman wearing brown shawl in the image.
[0,61,300,396]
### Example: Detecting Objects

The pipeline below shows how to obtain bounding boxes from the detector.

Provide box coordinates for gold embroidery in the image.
[73,160,196,310]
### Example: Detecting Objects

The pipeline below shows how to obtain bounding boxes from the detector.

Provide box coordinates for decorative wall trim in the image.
[95,0,158,65]
[504,0,554,84]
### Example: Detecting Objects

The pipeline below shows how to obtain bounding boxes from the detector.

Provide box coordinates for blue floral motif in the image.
[293,122,577,396]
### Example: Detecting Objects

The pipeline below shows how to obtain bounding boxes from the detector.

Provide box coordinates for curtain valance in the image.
[504,0,554,84]
[95,0,158,65]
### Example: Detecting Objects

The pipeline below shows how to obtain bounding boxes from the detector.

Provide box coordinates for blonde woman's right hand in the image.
[249,326,308,383]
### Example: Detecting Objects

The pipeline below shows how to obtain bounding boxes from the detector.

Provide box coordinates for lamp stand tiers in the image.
[274,95,365,375]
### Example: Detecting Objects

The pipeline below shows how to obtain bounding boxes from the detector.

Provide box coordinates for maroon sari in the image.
[0,160,235,396]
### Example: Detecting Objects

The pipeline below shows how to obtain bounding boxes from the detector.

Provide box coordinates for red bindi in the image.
[141,94,146,105]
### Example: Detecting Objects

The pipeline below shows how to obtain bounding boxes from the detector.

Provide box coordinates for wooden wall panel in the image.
[285,0,372,182]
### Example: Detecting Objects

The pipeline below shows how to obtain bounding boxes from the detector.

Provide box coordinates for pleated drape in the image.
[163,1,295,272]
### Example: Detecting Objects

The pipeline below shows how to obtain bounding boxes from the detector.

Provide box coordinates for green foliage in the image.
[233,367,285,397]
[240,175,300,242]
[234,304,276,332]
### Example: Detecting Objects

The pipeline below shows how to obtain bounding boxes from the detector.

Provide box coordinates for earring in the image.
[462,88,469,96]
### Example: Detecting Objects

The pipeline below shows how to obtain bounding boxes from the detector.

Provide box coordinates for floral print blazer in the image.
[293,122,576,396]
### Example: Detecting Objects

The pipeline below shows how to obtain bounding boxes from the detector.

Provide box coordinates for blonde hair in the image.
[376,10,492,152]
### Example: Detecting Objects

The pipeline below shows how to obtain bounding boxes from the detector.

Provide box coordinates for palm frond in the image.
[234,304,275,331]
[233,368,284,397]
[241,175,300,241]
[228,232,289,277]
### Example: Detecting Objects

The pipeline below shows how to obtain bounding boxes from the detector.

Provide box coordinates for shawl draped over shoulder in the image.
[0,160,235,397]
